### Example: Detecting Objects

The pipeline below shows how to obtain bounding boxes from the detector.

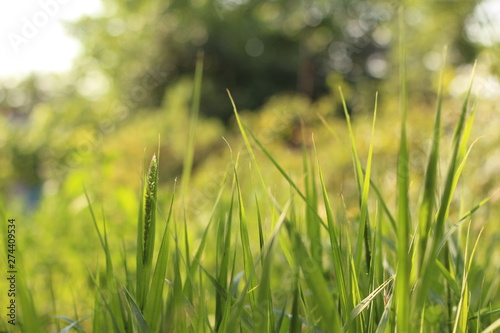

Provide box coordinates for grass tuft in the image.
[9,40,499,333]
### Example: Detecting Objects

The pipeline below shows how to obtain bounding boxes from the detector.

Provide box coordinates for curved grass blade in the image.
[482,318,500,333]
[57,314,92,333]
[319,114,397,233]
[345,275,395,330]
[227,90,270,208]
[229,90,328,231]
[437,193,494,254]
[123,287,150,333]
[375,295,392,333]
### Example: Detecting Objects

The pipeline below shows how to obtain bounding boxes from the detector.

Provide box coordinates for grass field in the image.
[1,47,500,333]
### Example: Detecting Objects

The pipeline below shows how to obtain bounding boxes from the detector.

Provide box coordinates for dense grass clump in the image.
[3,53,500,333]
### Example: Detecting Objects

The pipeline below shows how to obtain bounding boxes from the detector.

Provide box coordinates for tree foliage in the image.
[70,0,479,120]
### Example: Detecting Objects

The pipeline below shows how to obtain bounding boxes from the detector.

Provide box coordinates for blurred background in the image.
[1,0,499,210]
[1,0,500,326]
[0,0,498,204]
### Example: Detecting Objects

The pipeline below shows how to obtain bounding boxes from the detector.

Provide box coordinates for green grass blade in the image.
[395,8,410,332]
[183,211,191,295]
[437,193,494,254]
[198,263,229,304]
[417,62,477,310]
[255,223,279,332]
[435,259,461,296]
[354,92,377,274]
[255,194,265,252]
[453,226,484,333]
[346,275,395,329]
[314,138,350,322]
[434,61,475,243]
[338,87,364,197]
[195,268,211,332]
[144,192,175,331]
[57,314,92,333]
[215,184,236,331]
[228,90,270,207]
[289,280,301,333]
[273,299,289,333]
[226,200,291,332]
[92,266,104,332]
[482,318,500,333]
[123,287,150,333]
[229,89,330,235]
[233,154,257,311]
[317,113,349,153]
[368,178,397,233]
[84,191,126,332]
[87,269,122,333]
[181,51,204,198]
[375,295,392,333]
[164,215,188,333]
[84,189,107,258]
[295,232,342,331]
[416,47,446,276]
[136,157,146,308]
[17,271,44,333]
[338,87,374,277]
[368,202,384,331]
[471,309,500,321]
[319,114,397,233]
[184,166,229,296]
[232,106,328,231]
[302,127,322,269]
[102,216,128,333]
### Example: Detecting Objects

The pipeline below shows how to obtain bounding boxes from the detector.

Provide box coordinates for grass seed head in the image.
[143,153,158,261]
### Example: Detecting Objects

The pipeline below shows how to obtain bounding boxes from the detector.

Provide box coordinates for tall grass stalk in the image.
[395,8,410,333]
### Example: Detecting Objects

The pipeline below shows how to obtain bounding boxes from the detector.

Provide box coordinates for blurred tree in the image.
[0,0,491,205]
[69,0,480,121]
